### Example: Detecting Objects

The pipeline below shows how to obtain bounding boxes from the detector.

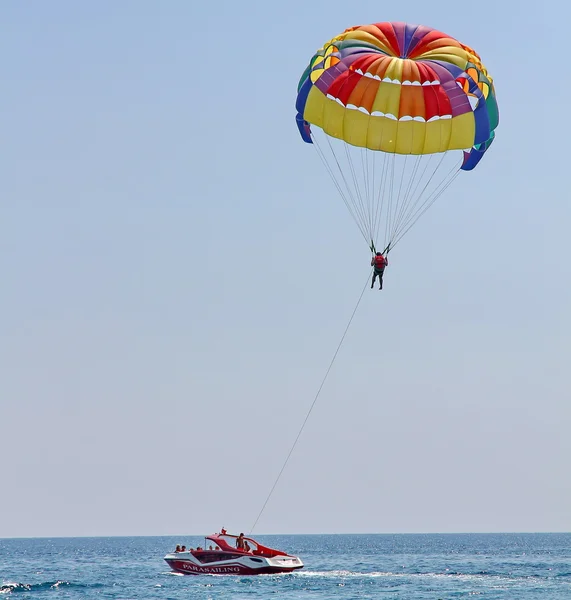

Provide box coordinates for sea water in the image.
[1,533,570,599]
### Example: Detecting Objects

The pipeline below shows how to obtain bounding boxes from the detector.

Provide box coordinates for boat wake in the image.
[294,569,566,584]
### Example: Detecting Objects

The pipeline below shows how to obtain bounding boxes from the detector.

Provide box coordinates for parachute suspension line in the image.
[390,152,456,243]
[393,154,424,233]
[385,109,410,251]
[371,148,382,248]
[375,154,388,251]
[361,148,375,242]
[345,144,373,241]
[369,148,379,247]
[392,153,409,243]
[391,165,461,250]
[384,155,393,246]
[369,149,380,245]
[389,154,423,245]
[373,151,390,247]
[389,152,445,242]
[379,121,456,250]
[396,154,442,232]
[368,149,376,241]
[324,135,370,243]
[370,150,380,246]
[311,134,369,244]
[344,143,371,240]
[359,149,369,236]
[384,153,396,249]
[393,119,449,240]
[249,272,371,535]
[310,130,463,254]
[311,135,361,236]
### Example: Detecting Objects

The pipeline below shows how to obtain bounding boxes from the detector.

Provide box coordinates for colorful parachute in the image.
[296,22,499,252]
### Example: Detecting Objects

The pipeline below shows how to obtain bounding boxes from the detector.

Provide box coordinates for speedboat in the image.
[164,530,304,575]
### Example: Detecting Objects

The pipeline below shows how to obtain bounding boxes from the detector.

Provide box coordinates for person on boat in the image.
[175,545,181,552]
[371,252,388,290]
[181,545,187,552]
[244,541,252,553]
[236,533,245,550]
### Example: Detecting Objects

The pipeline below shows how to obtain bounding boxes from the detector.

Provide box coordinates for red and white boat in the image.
[164,530,304,575]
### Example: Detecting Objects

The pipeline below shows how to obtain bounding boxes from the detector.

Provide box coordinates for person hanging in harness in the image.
[371,252,388,290]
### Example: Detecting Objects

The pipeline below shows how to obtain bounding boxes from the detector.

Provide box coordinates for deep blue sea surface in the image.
[1,533,570,599]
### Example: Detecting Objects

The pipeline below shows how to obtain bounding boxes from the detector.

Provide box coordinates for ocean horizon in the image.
[1,530,569,539]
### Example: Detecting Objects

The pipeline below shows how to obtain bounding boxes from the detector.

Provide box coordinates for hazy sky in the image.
[1,0,569,539]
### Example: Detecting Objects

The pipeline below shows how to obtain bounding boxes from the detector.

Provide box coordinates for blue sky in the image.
[1,0,569,538]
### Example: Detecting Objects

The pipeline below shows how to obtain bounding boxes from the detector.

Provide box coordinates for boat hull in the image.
[164,552,303,576]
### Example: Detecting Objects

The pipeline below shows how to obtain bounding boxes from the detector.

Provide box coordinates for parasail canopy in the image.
[296,21,499,253]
